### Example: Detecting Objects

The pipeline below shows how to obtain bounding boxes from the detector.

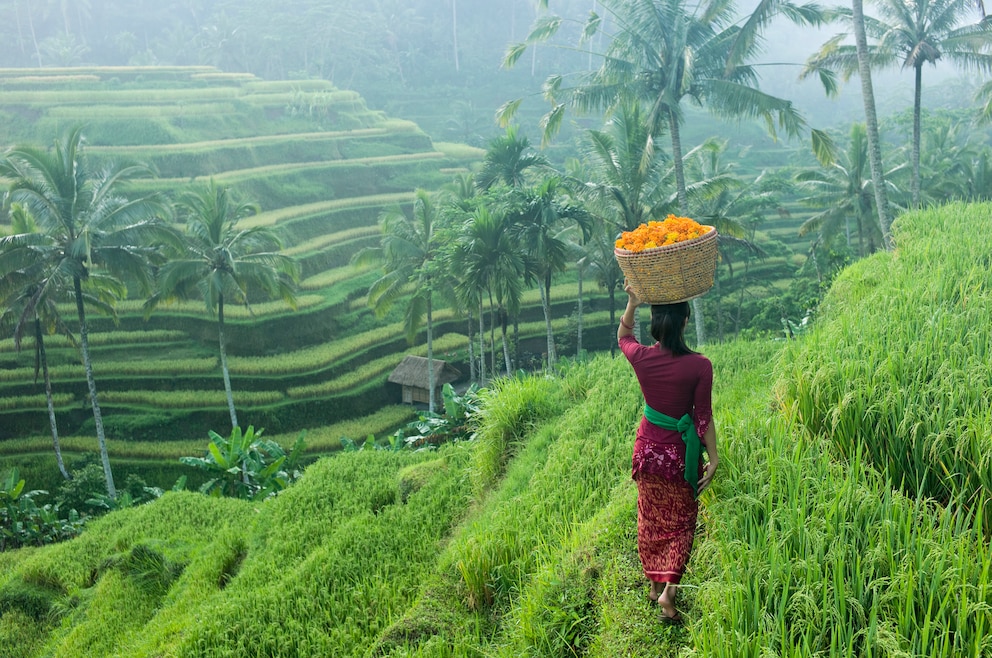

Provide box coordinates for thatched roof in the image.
[388,355,461,388]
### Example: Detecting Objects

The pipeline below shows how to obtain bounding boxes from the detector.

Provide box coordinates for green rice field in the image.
[1,202,990,655]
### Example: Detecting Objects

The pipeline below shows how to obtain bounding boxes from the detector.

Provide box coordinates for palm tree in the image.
[504,0,829,343]
[352,189,445,413]
[852,0,896,247]
[1,127,172,498]
[450,205,525,379]
[147,180,298,431]
[0,207,79,481]
[582,221,626,355]
[476,126,549,192]
[581,103,673,234]
[686,140,779,340]
[507,176,592,369]
[804,0,992,210]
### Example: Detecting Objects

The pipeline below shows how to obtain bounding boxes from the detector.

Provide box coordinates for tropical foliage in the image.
[180,425,306,501]
[146,180,299,431]
[0,126,174,498]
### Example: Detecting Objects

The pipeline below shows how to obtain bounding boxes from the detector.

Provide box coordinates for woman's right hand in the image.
[697,460,717,494]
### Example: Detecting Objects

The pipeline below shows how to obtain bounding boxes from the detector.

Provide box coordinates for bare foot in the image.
[658,588,682,623]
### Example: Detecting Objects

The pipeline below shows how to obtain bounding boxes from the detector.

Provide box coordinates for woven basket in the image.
[614,226,718,304]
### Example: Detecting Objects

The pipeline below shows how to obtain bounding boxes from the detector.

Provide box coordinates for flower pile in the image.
[615,215,709,252]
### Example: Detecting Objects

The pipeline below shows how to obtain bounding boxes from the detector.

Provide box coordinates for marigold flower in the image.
[615,215,709,252]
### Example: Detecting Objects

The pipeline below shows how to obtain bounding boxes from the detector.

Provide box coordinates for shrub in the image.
[180,425,306,500]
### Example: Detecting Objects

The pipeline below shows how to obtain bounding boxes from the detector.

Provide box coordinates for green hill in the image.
[1,202,989,656]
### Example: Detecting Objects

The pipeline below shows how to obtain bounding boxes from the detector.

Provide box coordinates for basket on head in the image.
[614,226,718,304]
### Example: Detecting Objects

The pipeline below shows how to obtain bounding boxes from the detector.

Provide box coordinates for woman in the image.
[617,284,718,624]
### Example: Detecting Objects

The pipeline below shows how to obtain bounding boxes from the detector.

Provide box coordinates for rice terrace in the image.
[3,0,992,656]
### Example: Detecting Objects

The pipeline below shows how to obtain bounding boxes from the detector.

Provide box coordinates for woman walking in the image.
[618,283,718,623]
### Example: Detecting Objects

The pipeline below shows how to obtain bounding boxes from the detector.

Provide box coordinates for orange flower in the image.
[615,215,709,252]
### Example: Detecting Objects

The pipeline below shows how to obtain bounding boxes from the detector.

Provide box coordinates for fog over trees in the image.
[0,0,981,140]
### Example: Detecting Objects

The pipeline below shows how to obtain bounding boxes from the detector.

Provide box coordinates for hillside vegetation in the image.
[1,202,990,656]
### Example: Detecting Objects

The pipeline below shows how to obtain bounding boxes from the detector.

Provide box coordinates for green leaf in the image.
[496,99,523,128]
[817,68,839,97]
[208,441,227,468]
[540,104,566,147]
[582,12,601,42]
[502,43,528,69]
[527,15,563,43]
[811,129,836,167]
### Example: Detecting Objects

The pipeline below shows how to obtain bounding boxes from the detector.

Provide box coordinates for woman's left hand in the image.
[623,281,643,307]
[697,460,717,494]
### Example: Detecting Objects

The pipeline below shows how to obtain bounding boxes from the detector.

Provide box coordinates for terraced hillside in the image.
[0,68,483,452]
[0,66,629,491]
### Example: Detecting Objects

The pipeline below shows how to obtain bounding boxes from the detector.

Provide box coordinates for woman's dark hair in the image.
[650,302,697,355]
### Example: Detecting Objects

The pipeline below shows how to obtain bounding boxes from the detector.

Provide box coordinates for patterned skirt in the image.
[635,472,698,584]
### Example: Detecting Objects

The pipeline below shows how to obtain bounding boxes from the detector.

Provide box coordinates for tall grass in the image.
[775,202,992,511]
[99,389,284,409]
[690,341,992,657]
[3,337,991,656]
[84,128,388,155]
[0,330,187,353]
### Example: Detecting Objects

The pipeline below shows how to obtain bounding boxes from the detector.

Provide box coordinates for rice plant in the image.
[775,202,992,516]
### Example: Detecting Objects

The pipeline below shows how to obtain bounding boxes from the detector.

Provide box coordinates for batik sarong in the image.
[635,472,697,584]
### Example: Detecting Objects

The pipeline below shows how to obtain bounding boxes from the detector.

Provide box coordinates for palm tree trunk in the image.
[427,294,436,414]
[467,307,476,383]
[451,0,460,73]
[609,287,617,356]
[500,309,512,375]
[488,291,497,377]
[852,0,894,248]
[26,1,42,67]
[541,274,556,368]
[715,268,724,343]
[512,315,520,370]
[478,300,486,384]
[36,319,69,481]
[669,109,690,216]
[911,64,922,210]
[576,264,583,357]
[217,295,239,431]
[75,277,115,498]
[668,108,707,345]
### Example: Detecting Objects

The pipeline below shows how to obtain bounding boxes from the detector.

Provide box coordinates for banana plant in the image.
[181,426,306,500]
[1,468,84,550]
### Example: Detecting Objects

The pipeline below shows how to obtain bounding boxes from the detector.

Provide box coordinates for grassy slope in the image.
[5,200,992,655]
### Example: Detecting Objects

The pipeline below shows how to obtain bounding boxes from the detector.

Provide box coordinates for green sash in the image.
[643,403,702,497]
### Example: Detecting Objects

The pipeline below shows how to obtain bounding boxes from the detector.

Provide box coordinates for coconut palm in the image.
[804,0,992,210]
[581,103,674,234]
[450,205,525,379]
[583,221,626,354]
[1,126,173,498]
[505,0,829,343]
[476,126,549,192]
[852,0,896,246]
[508,177,593,369]
[147,180,298,431]
[0,207,78,481]
[686,140,780,340]
[352,189,445,413]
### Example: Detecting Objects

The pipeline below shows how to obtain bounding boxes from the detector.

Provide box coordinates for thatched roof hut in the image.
[388,355,462,404]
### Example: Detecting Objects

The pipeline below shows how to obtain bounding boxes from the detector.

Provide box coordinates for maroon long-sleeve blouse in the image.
[619,334,713,483]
